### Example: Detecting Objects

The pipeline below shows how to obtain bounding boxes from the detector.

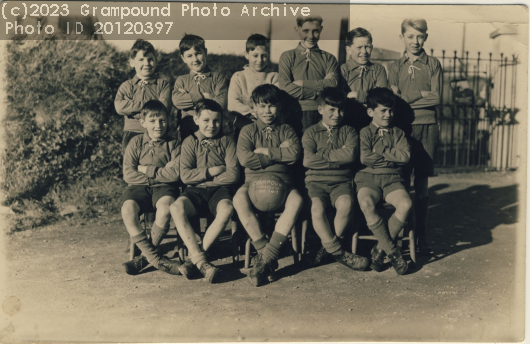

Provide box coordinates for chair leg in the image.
[301,219,308,259]
[291,225,299,266]
[244,238,251,269]
[352,231,359,254]
[409,228,416,263]
[231,220,239,267]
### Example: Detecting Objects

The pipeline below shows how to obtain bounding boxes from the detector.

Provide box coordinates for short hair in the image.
[246,33,270,53]
[317,87,346,111]
[346,27,373,46]
[195,99,223,117]
[365,88,395,110]
[250,84,283,108]
[401,19,428,35]
[130,39,156,59]
[139,100,168,119]
[179,34,206,55]
[296,16,323,27]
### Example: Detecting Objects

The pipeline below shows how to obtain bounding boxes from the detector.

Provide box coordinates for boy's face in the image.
[367,104,393,128]
[295,21,322,49]
[400,26,428,56]
[255,102,278,126]
[181,46,207,73]
[140,112,167,140]
[129,50,157,79]
[318,104,344,128]
[346,36,373,65]
[194,109,221,138]
[245,46,269,73]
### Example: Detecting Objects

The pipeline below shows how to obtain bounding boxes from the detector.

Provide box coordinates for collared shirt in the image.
[339,59,388,103]
[387,49,442,124]
[278,43,339,111]
[228,65,279,116]
[180,130,239,187]
[172,67,228,118]
[115,75,172,133]
[358,122,410,175]
[123,131,181,186]
[302,121,359,183]
[237,119,301,184]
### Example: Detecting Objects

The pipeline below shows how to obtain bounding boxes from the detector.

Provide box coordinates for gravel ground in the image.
[0,171,524,342]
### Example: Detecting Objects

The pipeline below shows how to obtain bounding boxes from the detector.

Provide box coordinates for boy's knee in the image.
[311,198,326,218]
[121,200,139,217]
[216,200,234,218]
[358,197,375,213]
[170,198,186,216]
[287,190,304,209]
[397,197,413,213]
[335,196,352,213]
[233,191,250,210]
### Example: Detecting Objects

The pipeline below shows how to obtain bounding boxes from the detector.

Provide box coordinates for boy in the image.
[170,99,239,283]
[279,16,339,132]
[121,100,182,276]
[228,33,279,121]
[387,19,442,254]
[302,87,369,271]
[355,88,412,275]
[115,39,172,152]
[172,34,228,139]
[340,28,387,131]
[233,84,304,287]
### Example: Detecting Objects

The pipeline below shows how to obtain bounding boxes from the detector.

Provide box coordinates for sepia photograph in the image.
[0,0,527,342]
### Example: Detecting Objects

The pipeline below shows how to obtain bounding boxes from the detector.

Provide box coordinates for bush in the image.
[3,39,128,202]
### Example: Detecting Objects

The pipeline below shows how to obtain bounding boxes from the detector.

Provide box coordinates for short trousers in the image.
[354,172,406,200]
[302,110,321,133]
[306,181,354,209]
[122,131,142,154]
[181,186,232,216]
[409,123,439,177]
[121,184,179,214]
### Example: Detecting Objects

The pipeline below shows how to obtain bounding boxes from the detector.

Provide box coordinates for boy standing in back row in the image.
[279,16,339,133]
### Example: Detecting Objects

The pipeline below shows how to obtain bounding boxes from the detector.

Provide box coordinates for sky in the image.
[105,4,528,62]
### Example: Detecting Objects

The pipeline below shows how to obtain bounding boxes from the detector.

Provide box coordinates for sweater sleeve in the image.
[158,80,173,115]
[123,138,149,185]
[210,136,240,186]
[180,138,209,185]
[409,59,442,109]
[268,125,301,165]
[115,82,143,118]
[359,129,394,169]
[152,140,181,183]
[357,65,388,103]
[302,130,339,170]
[319,127,359,165]
[387,61,399,91]
[339,64,351,93]
[303,54,339,91]
[228,73,252,115]
[237,126,271,170]
[172,76,203,110]
[278,51,317,100]
[379,129,410,165]
[212,74,228,110]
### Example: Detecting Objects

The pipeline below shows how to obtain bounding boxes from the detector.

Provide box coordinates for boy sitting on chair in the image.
[355,88,412,275]
[170,99,239,283]
[302,87,369,271]
[121,100,182,276]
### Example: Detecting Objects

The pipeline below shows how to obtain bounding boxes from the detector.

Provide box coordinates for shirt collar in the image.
[190,67,212,77]
[295,42,321,53]
[346,58,373,71]
[133,75,157,85]
[316,121,342,132]
[142,131,168,144]
[256,119,279,131]
[243,64,270,74]
[194,130,220,142]
[400,49,428,65]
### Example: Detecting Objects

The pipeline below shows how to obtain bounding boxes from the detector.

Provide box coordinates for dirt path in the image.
[0,172,524,342]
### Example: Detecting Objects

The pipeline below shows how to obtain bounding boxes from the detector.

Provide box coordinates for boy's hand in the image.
[293,80,304,87]
[390,85,400,95]
[208,166,226,177]
[254,148,269,156]
[280,140,291,148]
[202,92,212,99]
[324,72,335,79]
[137,165,148,174]
[347,91,357,99]
[177,88,186,93]
[420,90,430,98]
